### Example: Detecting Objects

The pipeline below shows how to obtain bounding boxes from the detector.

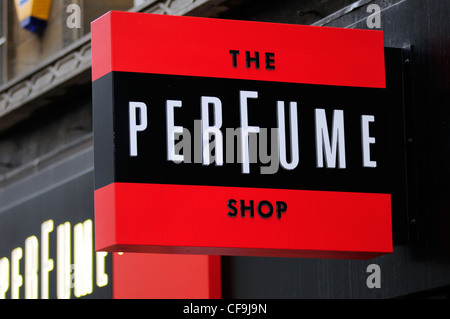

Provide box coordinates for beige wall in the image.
[6,0,133,81]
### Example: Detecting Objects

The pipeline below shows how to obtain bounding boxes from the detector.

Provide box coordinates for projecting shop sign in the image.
[92,11,394,259]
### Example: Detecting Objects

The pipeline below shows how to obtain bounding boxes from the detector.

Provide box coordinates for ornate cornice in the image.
[0,34,92,132]
[0,0,240,132]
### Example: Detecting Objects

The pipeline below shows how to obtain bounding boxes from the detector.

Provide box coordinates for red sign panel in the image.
[113,253,221,299]
[91,11,393,259]
[91,11,385,87]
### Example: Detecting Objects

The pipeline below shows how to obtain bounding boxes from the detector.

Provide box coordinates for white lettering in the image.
[277,101,299,170]
[11,248,23,299]
[1,218,109,299]
[96,252,108,288]
[74,220,93,298]
[201,96,224,166]
[240,91,260,174]
[57,222,71,299]
[41,220,54,299]
[129,101,148,156]
[315,109,346,169]
[166,100,184,162]
[0,257,9,299]
[25,236,38,299]
[361,115,377,168]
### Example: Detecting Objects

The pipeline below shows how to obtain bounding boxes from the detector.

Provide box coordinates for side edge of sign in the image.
[92,72,115,190]
[91,11,113,83]
[92,71,116,250]
[94,180,116,251]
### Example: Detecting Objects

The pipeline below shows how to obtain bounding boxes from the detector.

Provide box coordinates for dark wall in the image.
[221,0,450,299]
[220,0,358,25]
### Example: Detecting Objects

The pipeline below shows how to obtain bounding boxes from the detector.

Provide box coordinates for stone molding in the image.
[0,0,235,132]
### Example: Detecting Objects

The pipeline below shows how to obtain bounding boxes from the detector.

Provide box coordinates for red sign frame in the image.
[91,11,392,260]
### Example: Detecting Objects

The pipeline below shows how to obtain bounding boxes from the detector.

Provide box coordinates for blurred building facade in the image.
[0,0,449,299]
